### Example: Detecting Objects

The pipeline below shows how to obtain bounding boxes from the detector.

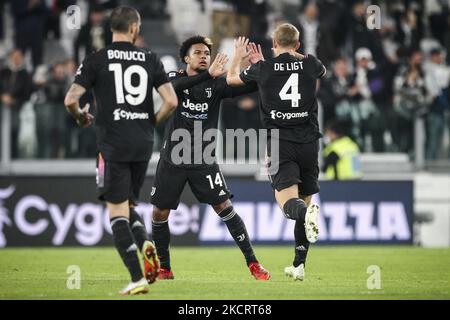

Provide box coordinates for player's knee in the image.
[129,207,144,225]
[212,200,232,214]
[299,195,312,206]
[153,206,170,221]
[215,205,237,222]
[283,198,307,220]
[107,201,129,218]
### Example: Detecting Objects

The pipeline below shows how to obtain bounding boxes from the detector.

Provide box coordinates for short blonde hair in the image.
[272,23,300,48]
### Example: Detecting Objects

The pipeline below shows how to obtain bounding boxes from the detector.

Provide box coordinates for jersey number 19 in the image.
[109,63,148,106]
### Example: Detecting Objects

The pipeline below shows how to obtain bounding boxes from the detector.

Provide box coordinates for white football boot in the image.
[284,263,305,281]
[305,204,319,243]
[119,277,149,295]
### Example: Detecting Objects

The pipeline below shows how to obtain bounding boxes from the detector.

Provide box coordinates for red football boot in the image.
[249,262,270,280]
[158,268,174,280]
[143,241,160,284]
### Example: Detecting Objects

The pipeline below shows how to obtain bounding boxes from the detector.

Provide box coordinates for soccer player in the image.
[226,24,325,281]
[150,35,270,281]
[64,6,178,295]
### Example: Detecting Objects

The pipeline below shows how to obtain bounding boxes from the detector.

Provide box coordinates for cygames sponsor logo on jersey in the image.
[270,110,308,120]
[113,108,149,121]
[181,112,208,120]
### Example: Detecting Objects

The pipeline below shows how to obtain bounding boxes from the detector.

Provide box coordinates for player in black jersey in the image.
[64,6,178,295]
[150,35,270,281]
[227,24,325,281]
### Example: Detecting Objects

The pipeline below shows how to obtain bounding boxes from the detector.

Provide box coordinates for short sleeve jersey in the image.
[240,53,326,144]
[160,71,253,167]
[74,41,169,161]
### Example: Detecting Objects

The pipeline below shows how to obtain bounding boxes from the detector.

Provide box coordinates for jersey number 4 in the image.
[109,63,148,106]
[279,73,301,108]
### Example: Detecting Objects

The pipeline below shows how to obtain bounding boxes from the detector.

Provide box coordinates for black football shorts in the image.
[266,139,320,196]
[150,158,232,210]
[96,153,149,206]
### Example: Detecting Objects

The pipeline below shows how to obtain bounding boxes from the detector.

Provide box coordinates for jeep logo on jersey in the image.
[205,88,212,98]
[270,110,308,120]
[113,108,149,121]
[182,99,209,113]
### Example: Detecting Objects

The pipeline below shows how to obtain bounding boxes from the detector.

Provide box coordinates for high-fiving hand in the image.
[247,42,264,64]
[209,53,229,78]
[234,36,251,60]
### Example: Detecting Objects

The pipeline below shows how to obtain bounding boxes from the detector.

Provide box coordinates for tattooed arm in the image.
[64,83,94,128]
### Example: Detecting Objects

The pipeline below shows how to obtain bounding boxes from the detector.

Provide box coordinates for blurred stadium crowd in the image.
[0,0,449,163]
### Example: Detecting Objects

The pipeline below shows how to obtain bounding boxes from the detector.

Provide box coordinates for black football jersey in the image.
[240,53,326,144]
[74,41,169,161]
[160,71,257,167]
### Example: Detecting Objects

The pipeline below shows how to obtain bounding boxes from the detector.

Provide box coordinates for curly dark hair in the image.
[179,35,213,64]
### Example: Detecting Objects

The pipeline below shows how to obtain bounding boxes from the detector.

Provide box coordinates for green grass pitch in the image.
[0,246,449,300]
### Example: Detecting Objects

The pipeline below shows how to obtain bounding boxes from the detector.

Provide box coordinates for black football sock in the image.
[218,206,257,266]
[283,198,308,221]
[293,218,310,267]
[110,216,143,282]
[152,219,171,270]
[129,208,149,251]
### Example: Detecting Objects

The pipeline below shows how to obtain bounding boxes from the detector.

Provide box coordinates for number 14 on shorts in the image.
[206,173,223,189]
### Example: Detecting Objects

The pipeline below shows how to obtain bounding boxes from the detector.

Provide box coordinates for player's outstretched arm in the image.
[170,53,229,92]
[155,82,178,124]
[227,37,250,87]
[64,83,94,128]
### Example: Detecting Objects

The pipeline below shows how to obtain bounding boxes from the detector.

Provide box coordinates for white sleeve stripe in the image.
[319,66,327,78]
